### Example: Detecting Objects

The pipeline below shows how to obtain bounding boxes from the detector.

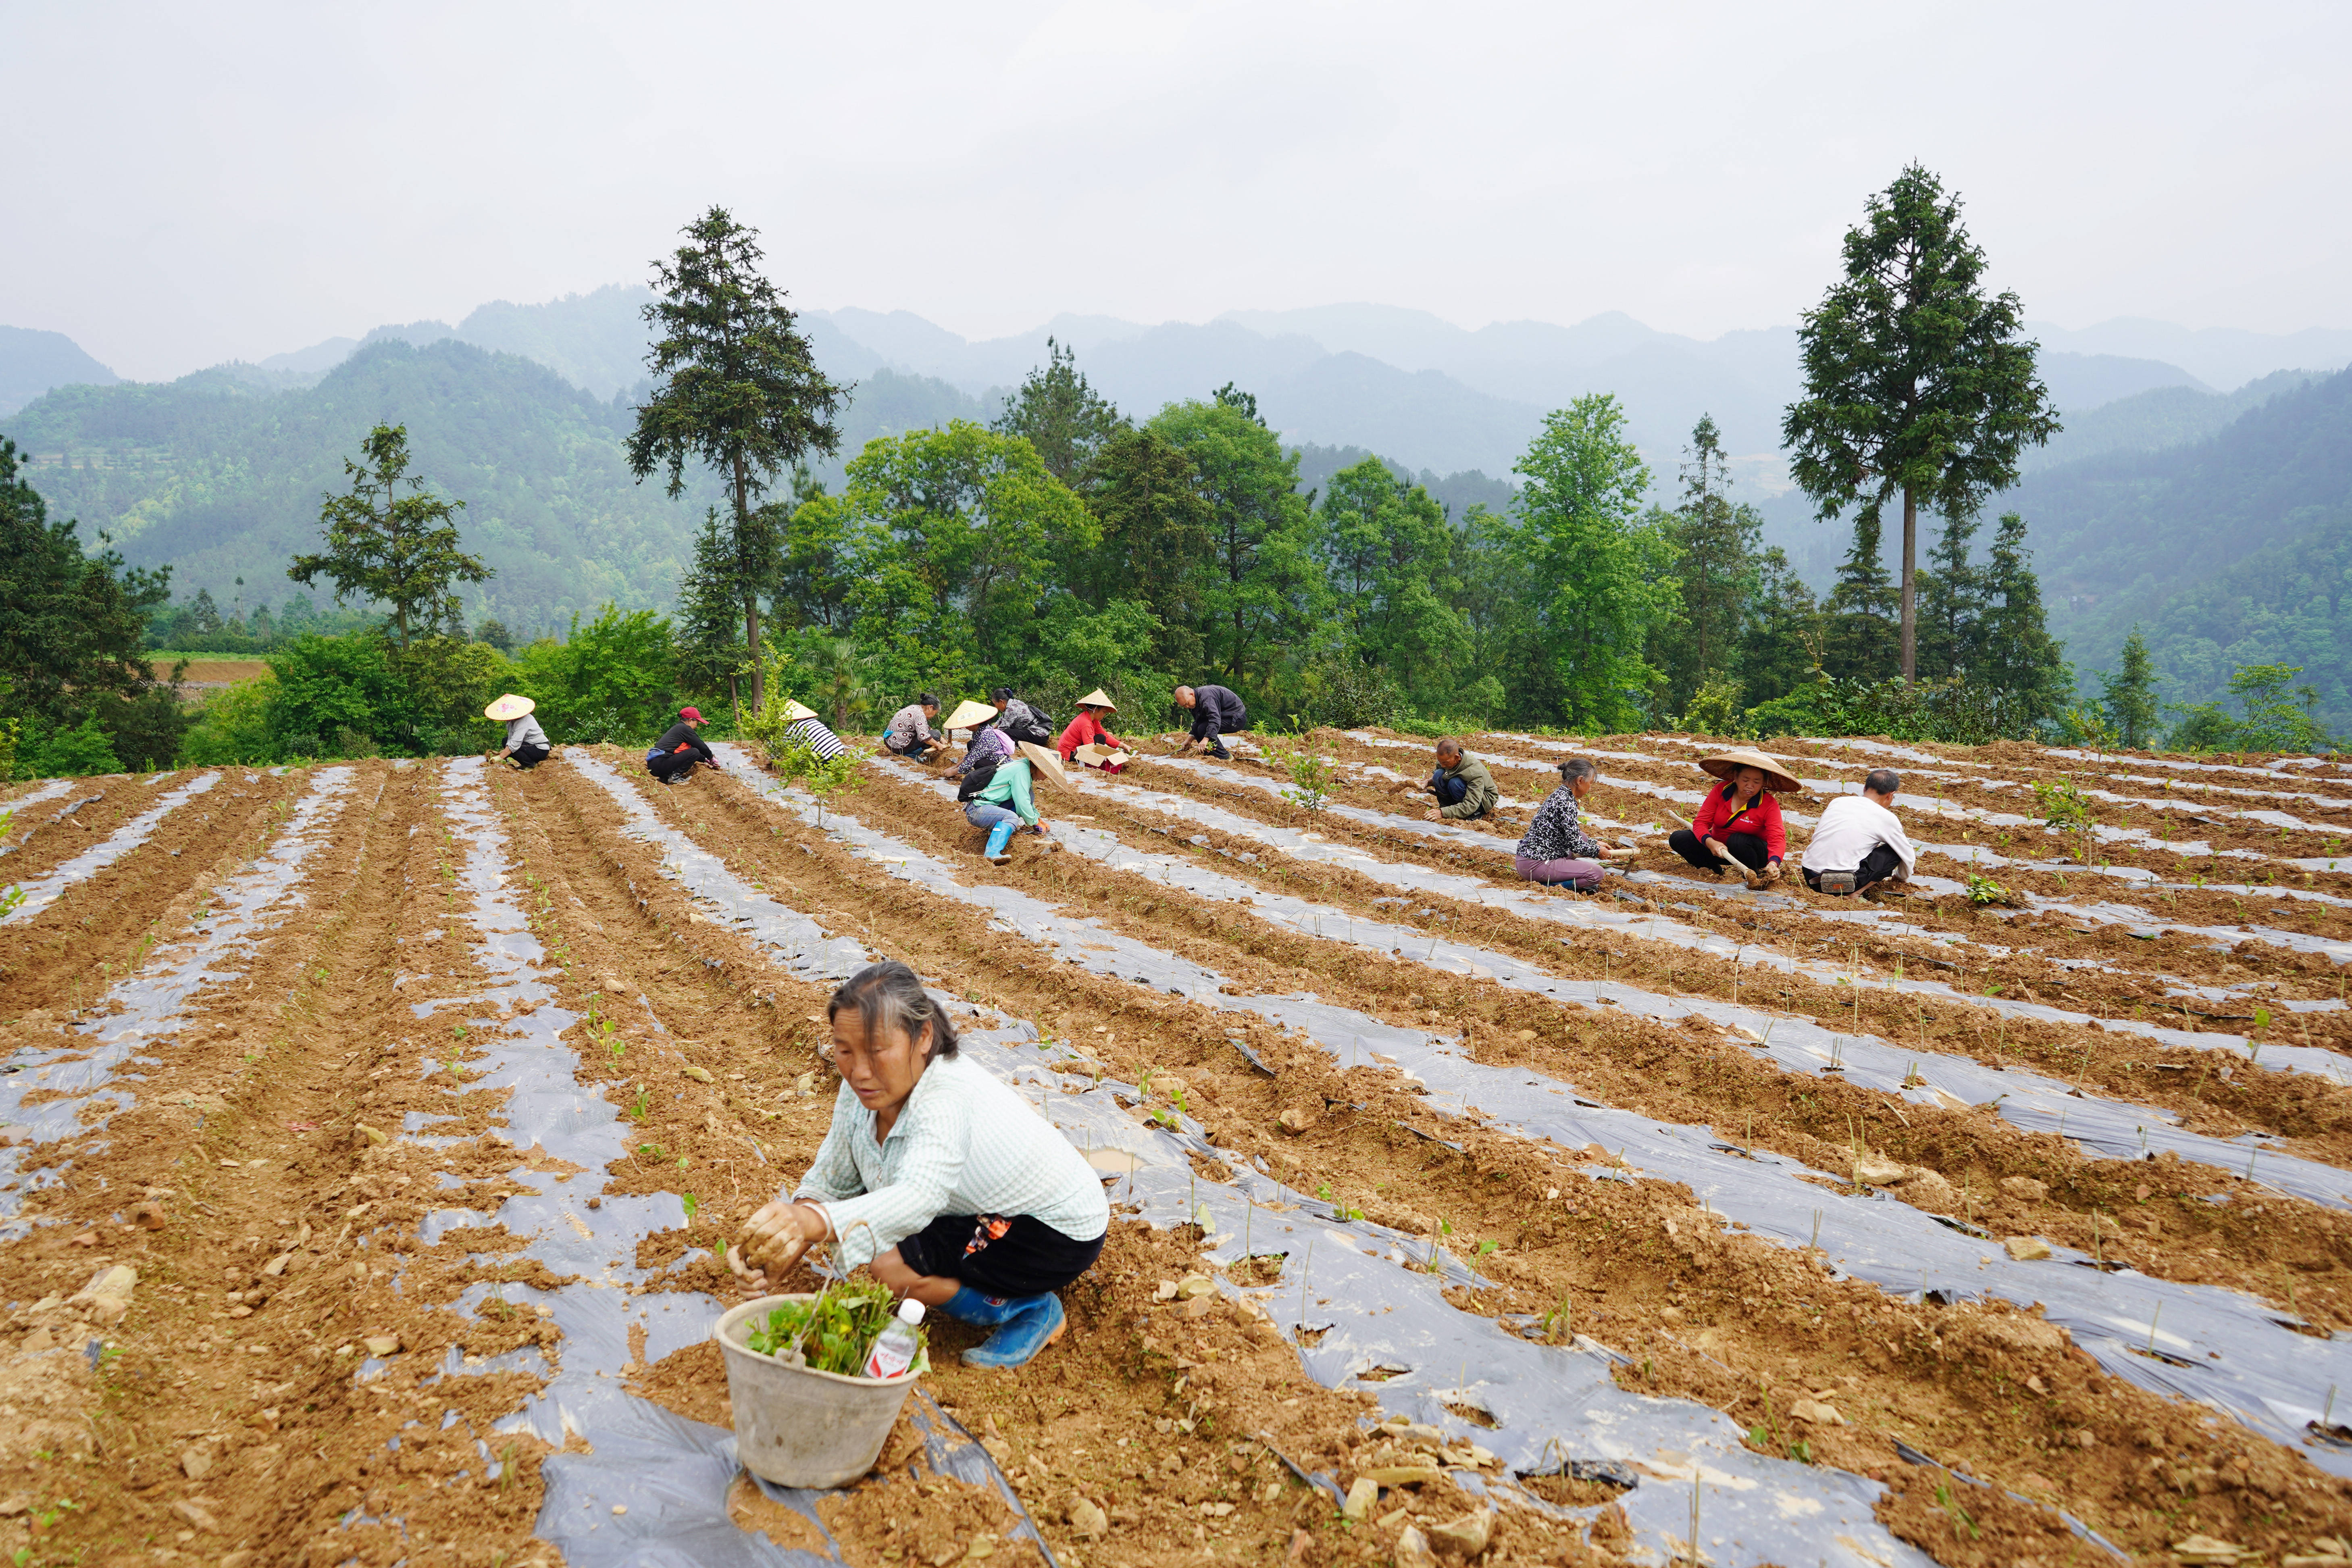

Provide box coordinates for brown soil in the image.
[7,733,2352,1568]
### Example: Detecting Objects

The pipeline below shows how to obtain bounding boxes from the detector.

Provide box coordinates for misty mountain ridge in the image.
[10,285,2348,488]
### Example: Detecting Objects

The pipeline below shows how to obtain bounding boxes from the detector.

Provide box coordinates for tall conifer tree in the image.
[629,207,846,712]
[1783,164,2061,681]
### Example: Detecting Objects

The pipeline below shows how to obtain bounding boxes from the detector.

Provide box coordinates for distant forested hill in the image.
[2017,365,2352,727]
[0,339,986,634]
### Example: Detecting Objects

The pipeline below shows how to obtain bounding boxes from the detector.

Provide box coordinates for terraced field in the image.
[6,729,2352,1568]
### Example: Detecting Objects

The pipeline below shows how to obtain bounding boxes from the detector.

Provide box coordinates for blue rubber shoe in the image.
[960,1293,1065,1369]
[941,1285,1022,1328]
[982,820,1017,863]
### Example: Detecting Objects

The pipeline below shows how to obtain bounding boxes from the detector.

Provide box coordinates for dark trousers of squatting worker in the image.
[1668,827,1768,872]
[1429,770,1469,808]
[1803,843,1905,892]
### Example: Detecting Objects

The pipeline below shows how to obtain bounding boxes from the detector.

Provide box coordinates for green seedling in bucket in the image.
[745,1281,918,1376]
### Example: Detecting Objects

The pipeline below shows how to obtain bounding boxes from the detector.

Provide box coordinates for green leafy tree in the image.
[1145,395,1318,695]
[18,714,121,779]
[833,422,1097,700]
[0,437,174,729]
[1313,457,1464,711]
[1076,427,1214,678]
[1782,162,2061,681]
[1823,511,1900,681]
[2171,663,2333,754]
[1653,415,1769,715]
[515,605,678,744]
[1977,512,2069,726]
[994,337,1128,484]
[262,633,405,758]
[2098,627,2162,749]
[475,618,515,654]
[772,466,852,633]
[187,588,225,637]
[1507,394,1678,731]
[628,206,846,712]
[290,424,492,652]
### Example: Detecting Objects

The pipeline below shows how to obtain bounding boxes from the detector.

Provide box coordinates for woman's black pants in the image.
[511,743,549,770]
[1668,827,1769,872]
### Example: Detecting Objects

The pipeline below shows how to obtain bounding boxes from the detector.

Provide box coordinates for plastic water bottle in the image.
[864,1297,925,1380]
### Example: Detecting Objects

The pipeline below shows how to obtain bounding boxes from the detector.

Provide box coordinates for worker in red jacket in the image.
[1668,748,1797,888]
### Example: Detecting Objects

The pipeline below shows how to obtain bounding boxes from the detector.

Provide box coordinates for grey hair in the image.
[826,960,960,1060]
[1863,768,1901,797]
[1555,758,1596,782]
[1435,737,1463,758]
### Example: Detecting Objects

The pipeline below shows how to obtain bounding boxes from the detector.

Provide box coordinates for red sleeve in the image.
[1690,785,1729,840]
[1760,792,1787,860]
[1055,715,1090,760]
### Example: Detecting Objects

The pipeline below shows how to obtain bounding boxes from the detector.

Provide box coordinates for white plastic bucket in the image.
[715,1293,924,1488]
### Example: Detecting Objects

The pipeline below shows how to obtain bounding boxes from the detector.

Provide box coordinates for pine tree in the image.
[188,588,224,636]
[1978,512,2069,725]
[675,508,752,713]
[1823,511,1899,681]
[1655,415,1767,712]
[1915,510,1986,679]
[290,424,491,651]
[628,207,846,712]
[1783,164,2061,680]
[2098,626,2161,748]
[993,337,1127,484]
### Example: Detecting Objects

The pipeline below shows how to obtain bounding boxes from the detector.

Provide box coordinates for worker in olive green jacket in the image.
[1422,739,1500,822]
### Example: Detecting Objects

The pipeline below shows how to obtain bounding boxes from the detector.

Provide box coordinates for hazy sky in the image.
[7,1,2348,381]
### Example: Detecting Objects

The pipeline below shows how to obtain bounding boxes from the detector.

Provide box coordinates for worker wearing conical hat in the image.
[964,739,1066,864]
[778,698,847,763]
[485,694,551,770]
[1055,688,1129,773]
[1669,748,1800,889]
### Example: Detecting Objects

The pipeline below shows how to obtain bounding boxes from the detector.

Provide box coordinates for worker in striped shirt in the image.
[777,699,847,762]
[734,961,1108,1369]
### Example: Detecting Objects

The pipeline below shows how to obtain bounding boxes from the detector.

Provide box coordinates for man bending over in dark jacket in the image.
[1174,684,1249,760]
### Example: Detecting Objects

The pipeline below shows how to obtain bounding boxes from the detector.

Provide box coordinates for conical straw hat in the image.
[781,699,818,723]
[943,699,999,732]
[1076,688,1117,712]
[1015,740,1068,791]
[1698,748,1802,796]
[484,693,535,722]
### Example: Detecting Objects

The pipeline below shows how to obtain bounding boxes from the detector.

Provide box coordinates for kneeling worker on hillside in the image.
[1800,768,1916,897]
[486,693,550,770]
[1421,739,1498,822]
[645,707,714,785]
[1056,688,1130,772]
[1173,683,1248,759]
[735,960,1107,1369]
[883,695,947,762]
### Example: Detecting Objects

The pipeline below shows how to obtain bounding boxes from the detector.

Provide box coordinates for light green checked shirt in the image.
[792,1051,1108,1269]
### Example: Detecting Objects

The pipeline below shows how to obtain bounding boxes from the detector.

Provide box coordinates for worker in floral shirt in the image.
[1513,758,1633,889]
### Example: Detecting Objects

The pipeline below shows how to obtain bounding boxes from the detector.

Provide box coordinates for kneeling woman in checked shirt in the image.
[735,960,1108,1369]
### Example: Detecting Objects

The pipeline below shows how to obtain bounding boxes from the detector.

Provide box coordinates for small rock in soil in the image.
[1395,1524,1441,1568]
[2003,1235,2054,1261]
[1426,1508,1494,1558]
[2002,1175,2050,1202]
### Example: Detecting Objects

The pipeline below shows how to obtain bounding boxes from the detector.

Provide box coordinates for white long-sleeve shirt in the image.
[792,1051,1108,1269]
[504,713,549,750]
[1800,793,1917,878]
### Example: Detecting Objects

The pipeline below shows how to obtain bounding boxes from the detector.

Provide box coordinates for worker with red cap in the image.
[646,707,716,786]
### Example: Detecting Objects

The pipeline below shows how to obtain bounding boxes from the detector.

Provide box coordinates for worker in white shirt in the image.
[1800,768,1917,897]
[732,960,1107,1369]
